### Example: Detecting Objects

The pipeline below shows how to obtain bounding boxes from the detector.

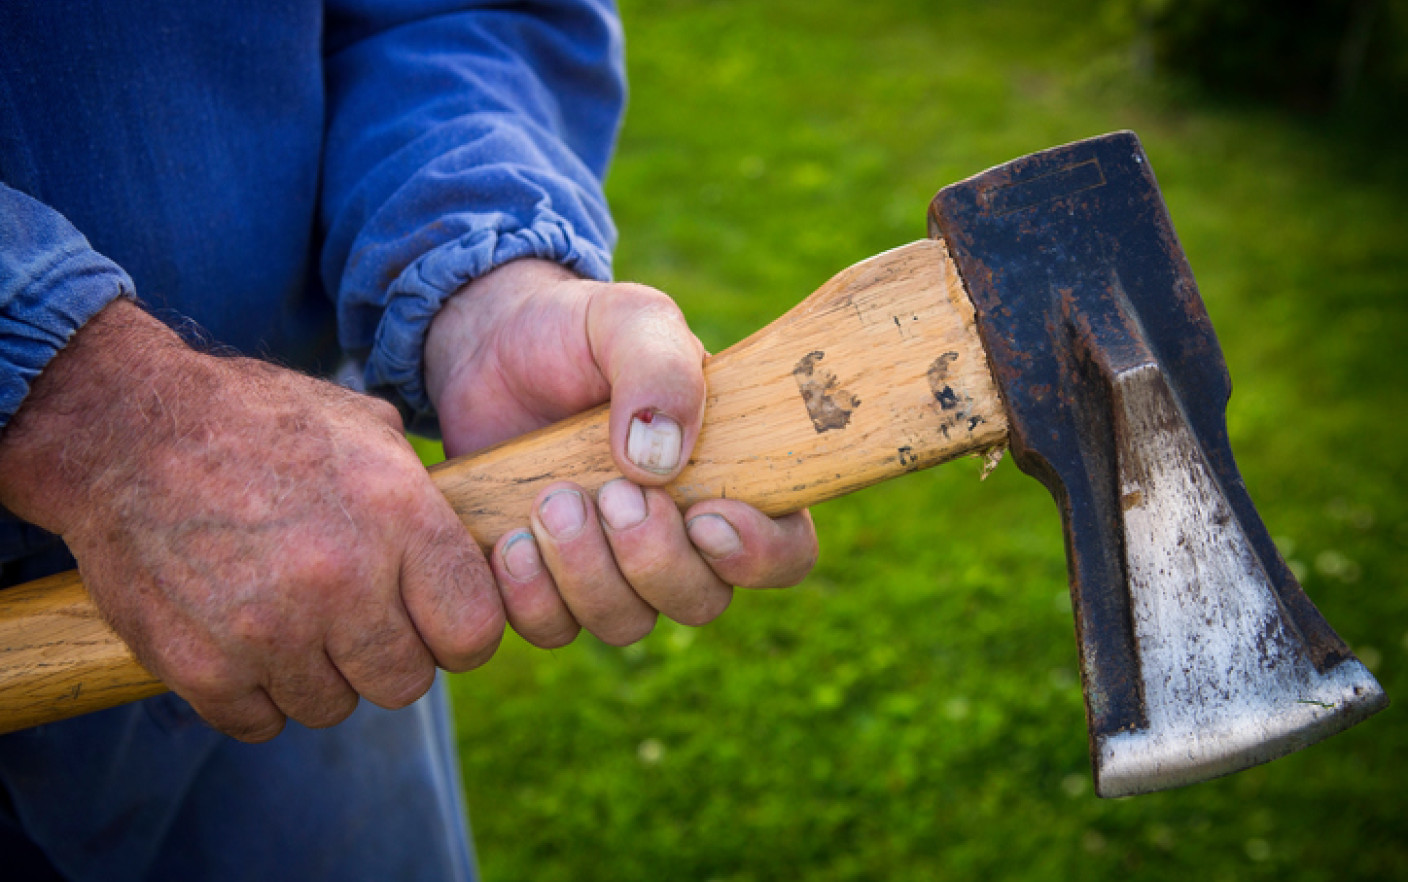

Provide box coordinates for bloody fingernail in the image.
[627,409,682,474]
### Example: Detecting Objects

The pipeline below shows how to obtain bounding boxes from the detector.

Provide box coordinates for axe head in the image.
[929,132,1387,797]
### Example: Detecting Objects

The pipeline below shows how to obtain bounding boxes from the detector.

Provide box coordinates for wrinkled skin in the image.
[0,259,817,740]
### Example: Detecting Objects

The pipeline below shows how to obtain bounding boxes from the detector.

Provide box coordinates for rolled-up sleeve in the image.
[320,0,626,428]
[0,184,134,430]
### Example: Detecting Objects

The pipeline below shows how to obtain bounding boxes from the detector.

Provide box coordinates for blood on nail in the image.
[634,408,656,425]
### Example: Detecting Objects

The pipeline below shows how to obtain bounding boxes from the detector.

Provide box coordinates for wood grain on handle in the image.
[0,569,165,733]
[0,238,1009,735]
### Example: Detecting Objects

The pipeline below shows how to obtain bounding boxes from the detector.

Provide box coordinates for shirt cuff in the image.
[364,208,612,435]
[1,187,135,429]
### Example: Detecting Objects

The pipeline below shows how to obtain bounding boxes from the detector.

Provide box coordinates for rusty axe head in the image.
[928,132,1387,798]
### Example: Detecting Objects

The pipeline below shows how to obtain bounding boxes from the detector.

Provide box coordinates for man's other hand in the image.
[0,301,504,741]
[425,260,818,650]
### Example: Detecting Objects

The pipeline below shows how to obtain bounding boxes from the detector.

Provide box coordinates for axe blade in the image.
[929,132,1388,797]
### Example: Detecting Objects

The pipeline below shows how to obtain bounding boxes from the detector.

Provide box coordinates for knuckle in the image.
[325,618,435,708]
[366,396,404,431]
[605,280,674,310]
[780,525,821,584]
[165,646,243,702]
[521,621,580,650]
[295,691,360,730]
[413,540,505,672]
[736,514,819,589]
[621,558,673,598]
[285,539,363,599]
[614,532,682,590]
[439,628,506,670]
[375,664,437,711]
[633,285,689,323]
[270,669,360,729]
[771,553,817,588]
[508,597,574,645]
[358,469,422,520]
[422,523,489,585]
[501,580,556,622]
[598,284,703,358]
[304,696,360,732]
[500,581,580,650]
[672,588,733,628]
[186,689,286,743]
[226,602,288,648]
[226,712,287,744]
[594,609,658,647]
[435,607,506,672]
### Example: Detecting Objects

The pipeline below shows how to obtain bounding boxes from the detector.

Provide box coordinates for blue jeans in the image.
[0,547,478,882]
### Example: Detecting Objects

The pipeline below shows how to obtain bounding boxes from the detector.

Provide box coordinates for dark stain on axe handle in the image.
[927,352,960,410]
[793,351,860,433]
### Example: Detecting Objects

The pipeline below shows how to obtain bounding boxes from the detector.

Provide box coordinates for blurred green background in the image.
[428,0,1408,878]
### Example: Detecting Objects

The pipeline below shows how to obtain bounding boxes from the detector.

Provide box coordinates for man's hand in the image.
[425,260,818,649]
[0,301,504,741]
[0,261,816,741]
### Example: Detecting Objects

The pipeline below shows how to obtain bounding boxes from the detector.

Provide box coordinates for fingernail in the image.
[627,410,682,474]
[686,513,741,559]
[539,489,586,539]
[598,479,648,531]
[501,530,542,580]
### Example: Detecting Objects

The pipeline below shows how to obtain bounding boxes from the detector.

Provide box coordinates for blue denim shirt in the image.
[0,0,624,564]
[0,0,623,419]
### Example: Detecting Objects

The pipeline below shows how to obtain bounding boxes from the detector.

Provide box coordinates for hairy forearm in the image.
[0,299,202,536]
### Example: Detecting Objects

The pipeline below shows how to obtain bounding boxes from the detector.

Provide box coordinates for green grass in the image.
[433,1,1408,878]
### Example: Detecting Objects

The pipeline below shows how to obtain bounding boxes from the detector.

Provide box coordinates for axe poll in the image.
[0,132,1386,797]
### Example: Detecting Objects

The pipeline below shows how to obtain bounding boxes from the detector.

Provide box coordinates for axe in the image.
[0,132,1387,797]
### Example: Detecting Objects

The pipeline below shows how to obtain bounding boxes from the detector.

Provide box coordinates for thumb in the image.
[586,283,707,485]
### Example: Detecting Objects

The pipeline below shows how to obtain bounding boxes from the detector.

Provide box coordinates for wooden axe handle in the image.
[0,239,1008,734]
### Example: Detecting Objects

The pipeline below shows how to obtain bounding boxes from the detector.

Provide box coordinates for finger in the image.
[263,651,361,730]
[397,513,506,674]
[683,503,819,589]
[162,625,348,735]
[127,608,288,741]
[596,479,732,626]
[186,687,288,743]
[531,482,657,645]
[326,598,439,710]
[158,649,286,741]
[586,284,707,484]
[491,529,582,649]
[206,584,363,729]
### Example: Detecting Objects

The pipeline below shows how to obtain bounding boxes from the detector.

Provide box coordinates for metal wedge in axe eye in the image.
[0,131,1387,797]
